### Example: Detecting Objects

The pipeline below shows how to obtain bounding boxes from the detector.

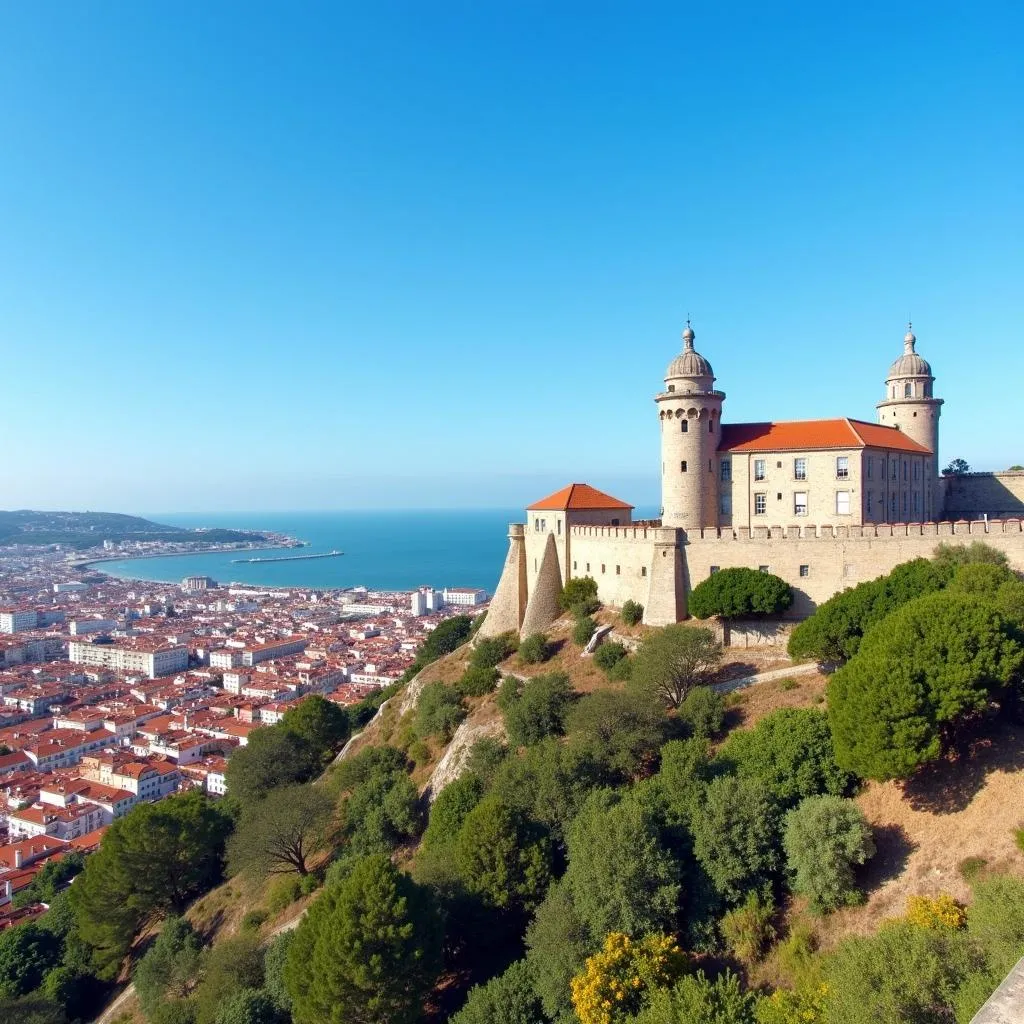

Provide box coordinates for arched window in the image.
[904,382,912,398]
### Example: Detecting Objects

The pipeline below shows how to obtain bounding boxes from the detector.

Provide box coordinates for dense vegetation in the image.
[688,568,793,620]
[12,543,1024,1024]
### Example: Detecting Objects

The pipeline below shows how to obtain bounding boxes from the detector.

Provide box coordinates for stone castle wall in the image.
[942,472,1024,520]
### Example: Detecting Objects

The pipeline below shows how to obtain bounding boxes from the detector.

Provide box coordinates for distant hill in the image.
[0,510,266,550]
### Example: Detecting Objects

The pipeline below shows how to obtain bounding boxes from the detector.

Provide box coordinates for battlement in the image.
[685,519,1024,544]
[569,524,678,543]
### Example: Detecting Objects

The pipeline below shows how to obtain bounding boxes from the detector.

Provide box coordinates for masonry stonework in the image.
[483,324,1024,634]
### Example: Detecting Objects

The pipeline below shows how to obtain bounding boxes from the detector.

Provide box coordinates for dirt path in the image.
[713,660,819,693]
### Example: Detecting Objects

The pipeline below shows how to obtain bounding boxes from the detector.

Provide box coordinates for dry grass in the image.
[722,672,828,732]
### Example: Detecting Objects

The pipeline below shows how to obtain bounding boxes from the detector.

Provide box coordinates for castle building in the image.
[482,323,1024,636]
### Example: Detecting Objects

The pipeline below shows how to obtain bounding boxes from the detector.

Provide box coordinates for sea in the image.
[92,510,522,594]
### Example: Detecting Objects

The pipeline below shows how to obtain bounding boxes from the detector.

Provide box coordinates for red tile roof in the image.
[527,483,634,511]
[718,418,931,454]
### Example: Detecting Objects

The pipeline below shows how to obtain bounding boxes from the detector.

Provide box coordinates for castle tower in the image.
[877,322,943,519]
[656,323,725,529]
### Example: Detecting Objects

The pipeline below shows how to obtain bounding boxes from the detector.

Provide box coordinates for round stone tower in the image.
[877,322,943,518]
[656,323,725,529]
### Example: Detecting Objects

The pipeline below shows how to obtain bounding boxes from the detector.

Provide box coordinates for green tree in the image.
[689,568,793,620]
[71,792,231,977]
[822,920,983,1024]
[280,695,350,765]
[633,970,757,1024]
[193,934,266,1024]
[0,996,67,1024]
[284,854,443,1024]
[228,784,335,878]
[718,708,854,807]
[934,540,1009,570]
[566,688,666,781]
[943,458,971,475]
[134,916,203,1018]
[214,989,286,1024]
[0,922,62,999]
[224,727,320,806]
[518,632,551,664]
[783,796,875,912]
[12,851,85,908]
[471,633,518,670]
[560,576,600,614]
[827,591,1024,780]
[621,599,644,626]
[464,736,507,785]
[690,776,781,904]
[966,873,1024,976]
[454,795,553,913]
[422,774,485,849]
[499,671,574,747]
[789,557,958,665]
[418,615,473,663]
[415,681,467,742]
[678,686,726,741]
[262,931,293,1015]
[525,880,594,1022]
[455,665,500,698]
[450,959,543,1024]
[342,770,423,858]
[564,790,681,940]
[629,624,722,708]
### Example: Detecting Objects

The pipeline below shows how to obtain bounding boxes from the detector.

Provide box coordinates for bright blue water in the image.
[93,510,522,592]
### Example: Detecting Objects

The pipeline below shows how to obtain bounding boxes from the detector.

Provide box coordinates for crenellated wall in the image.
[941,472,1024,520]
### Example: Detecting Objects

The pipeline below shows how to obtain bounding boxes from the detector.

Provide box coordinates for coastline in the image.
[70,542,302,573]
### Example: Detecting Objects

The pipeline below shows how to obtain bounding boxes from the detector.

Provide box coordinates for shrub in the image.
[570,932,687,1024]
[906,893,966,931]
[755,983,828,1024]
[608,656,633,682]
[499,672,574,747]
[721,891,776,965]
[827,591,1024,781]
[561,576,600,615]
[933,540,1008,570]
[621,600,644,626]
[415,682,467,742]
[471,633,518,670]
[518,632,551,664]
[455,665,500,698]
[958,856,988,882]
[240,910,268,932]
[965,873,1024,975]
[779,678,798,691]
[635,969,757,1024]
[783,796,875,912]
[464,737,507,785]
[719,708,854,807]
[689,567,793,620]
[422,774,485,849]
[266,875,302,914]
[573,614,598,647]
[566,689,667,781]
[1015,827,1024,854]
[408,740,430,766]
[593,640,627,673]
[678,685,726,740]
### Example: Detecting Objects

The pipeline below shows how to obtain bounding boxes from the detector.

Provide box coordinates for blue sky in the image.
[1,2,1021,513]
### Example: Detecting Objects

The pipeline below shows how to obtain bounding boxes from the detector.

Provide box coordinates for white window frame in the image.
[753,458,766,481]
[794,458,807,481]
[794,491,808,516]
[754,493,767,515]
[836,490,851,515]
[836,456,849,479]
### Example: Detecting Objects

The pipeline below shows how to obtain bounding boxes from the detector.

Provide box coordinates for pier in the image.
[231,550,344,564]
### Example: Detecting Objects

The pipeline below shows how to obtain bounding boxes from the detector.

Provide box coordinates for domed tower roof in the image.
[665,322,715,383]
[887,322,933,379]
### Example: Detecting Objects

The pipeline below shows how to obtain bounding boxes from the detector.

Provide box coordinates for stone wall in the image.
[942,472,1024,519]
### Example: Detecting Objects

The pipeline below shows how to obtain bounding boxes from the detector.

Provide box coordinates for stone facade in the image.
[486,324,1024,633]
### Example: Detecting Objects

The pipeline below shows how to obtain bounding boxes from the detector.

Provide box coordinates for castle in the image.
[482,324,1024,635]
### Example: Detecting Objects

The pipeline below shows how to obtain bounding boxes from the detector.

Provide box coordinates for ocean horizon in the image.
[94,507,660,592]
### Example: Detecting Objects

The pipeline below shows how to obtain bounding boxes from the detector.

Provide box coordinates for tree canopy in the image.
[827,590,1024,780]
[688,567,793,620]
[628,624,722,708]
[280,695,350,765]
[224,727,320,806]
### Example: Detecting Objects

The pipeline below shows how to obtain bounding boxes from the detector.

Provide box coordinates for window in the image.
[668,384,676,392]
[866,490,872,514]
[680,460,687,472]
[557,519,561,534]
[890,494,897,517]
[615,565,621,575]
[759,565,769,573]
[799,564,809,578]
[836,491,851,515]
[904,382,912,398]
[913,462,920,480]
[836,456,849,479]
[794,458,807,480]
[794,491,808,516]
[892,461,898,480]
[710,566,720,575]
[572,560,577,571]
[754,459,766,480]
[902,493,908,518]
[720,459,731,482]
[720,493,732,515]
[709,460,713,472]
[867,459,873,479]
[754,493,767,515]
[681,419,688,432]
[903,461,908,481]
[586,562,590,572]
[601,564,606,574]
[641,566,647,577]
[534,519,540,532]
[709,420,715,433]
[913,492,920,516]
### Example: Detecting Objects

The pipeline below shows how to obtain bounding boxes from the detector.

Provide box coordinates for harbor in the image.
[230,549,344,564]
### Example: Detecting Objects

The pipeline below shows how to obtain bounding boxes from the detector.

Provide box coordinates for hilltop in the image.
[0,509,266,549]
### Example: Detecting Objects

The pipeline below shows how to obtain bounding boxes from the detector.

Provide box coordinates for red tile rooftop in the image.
[527,483,634,512]
[718,418,931,454]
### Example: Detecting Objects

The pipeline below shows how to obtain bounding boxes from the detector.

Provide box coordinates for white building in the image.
[182,575,216,593]
[0,610,41,634]
[69,618,118,636]
[54,581,89,594]
[68,640,189,679]
[443,587,488,607]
